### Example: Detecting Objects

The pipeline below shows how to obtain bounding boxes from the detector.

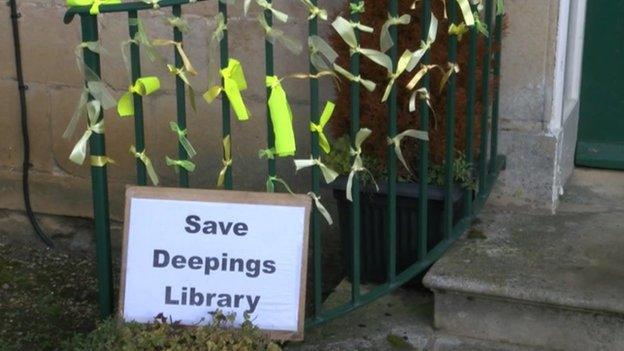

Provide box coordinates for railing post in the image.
[489,8,503,173]
[128,10,147,186]
[464,2,479,216]
[172,4,189,187]
[443,0,458,239]
[79,13,113,319]
[219,1,233,189]
[478,0,494,196]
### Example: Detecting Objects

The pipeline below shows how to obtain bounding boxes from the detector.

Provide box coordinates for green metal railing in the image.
[64,0,505,328]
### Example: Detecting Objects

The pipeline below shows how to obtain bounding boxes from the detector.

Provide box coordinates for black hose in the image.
[9,0,54,248]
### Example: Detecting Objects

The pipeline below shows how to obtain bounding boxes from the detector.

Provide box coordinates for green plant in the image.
[63,311,281,351]
[429,152,477,190]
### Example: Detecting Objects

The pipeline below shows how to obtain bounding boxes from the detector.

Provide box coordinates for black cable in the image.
[9,0,54,248]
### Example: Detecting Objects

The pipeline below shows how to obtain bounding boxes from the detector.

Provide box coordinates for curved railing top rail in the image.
[64,0,209,23]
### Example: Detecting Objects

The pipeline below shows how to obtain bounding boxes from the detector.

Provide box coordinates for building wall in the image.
[0,0,576,221]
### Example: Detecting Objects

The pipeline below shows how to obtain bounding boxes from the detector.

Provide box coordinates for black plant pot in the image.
[328,176,466,284]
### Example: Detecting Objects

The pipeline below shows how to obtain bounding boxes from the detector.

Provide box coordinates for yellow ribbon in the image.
[165,16,189,33]
[457,0,476,26]
[256,0,289,23]
[332,16,392,70]
[408,88,435,116]
[333,64,376,92]
[130,146,159,186]
[439,62,460,94]
[387,129,429,174]
[294,156,339,184]
[63,80,116,140]
[258,15,303,55]
[266,176,295,194]
[266,76,296,157]
[473,11,489,36]
[406,64,442,91]
[300,0,327,20]
[207,13,228,88]
[310,101,335,154]
[346,128,378,202]
[496,0,505,15]
[204,59,250,121]
[307,192,333,225]
[74,41,106,74]
[152,39,197,76]
[309,35,338,71]
[128,18,160,64]
[258,148,276,160]
[170,122,197,158]
[382,50,414,102]
[141,0,160,9]
[66,0,121,15]
[90,155,115,167]
[166,156,196,173]
[448,23,469,41]
[406,13,438,72]
[380,14,411,53]
[69,100,103,165]
[217,135,232,188]
[117,77,161,117]
[349,1,365,14]
[167,64,196,111]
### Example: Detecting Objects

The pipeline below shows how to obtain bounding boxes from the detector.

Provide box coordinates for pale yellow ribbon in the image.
[307,192,333,225]
[207,13,228,88]
[457,0,476,26]
[309,35,338,71]
[387,129,429,174]
[439,62,460,94]
[258,148,276,160]
[167,64,196,111]
[165,16,189,33]
[217,135,232,187]
[170,122,197,158]
[332,16,391,70]
[380,14,411,52]
[69,100,103,165]
[63,80,116,140]
[165,156,196,173]
[382,50,414,102]
[406,64,442,91]
[349,1,365,14]
[256,0,289,23]
[130,146,159,186]
[90,155,115,167]
[300,0,327,20]
[141,0,160,9]
[333,63,376,92]
[258,15,303,55]
[408,87,435,116]
[294,156,339,184]
[266,176,295,194]
[152,39,197,76]
[346,128,379,202]
[406,13,438,72]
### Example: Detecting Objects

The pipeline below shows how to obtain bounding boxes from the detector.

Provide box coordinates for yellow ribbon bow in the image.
[346,128,379,202]
[207,13,228,88]
[349,1,365,14]
[258,148,276,160]
[257,15,303,55]
[69,100,104,165]
[387,129,429,174]
[406,13,438,72]
[380,14,411,52]
[204,59,250,121]
[307,192,333,225]
[130,146,159,186]
[333,63,376,92]
[406,64,442,91]
[167,64,196,111]
[266,176,295,194]
[457,0,476,26]
[256,0,289,22]
[74,41,106,74]
[266,76,296,157]
[294,156,339,184]
[217,135,232,187]
[448,23,469,41]
[152,39,197,76]
[165,16,189,33]
[63,80,116,140]
[332,16,392,70]
[66,0,121,15]
[382,50,414,102]
[117,77,161,117]
[439,62,460,94]
[90,155,115,167]
[166,156,196,173]
[473,11,489,37]
[309,35,338,71]
[127,18,161,64]
[170,122,197,158]
[409,87,435,116]
[310,101,335,154]
[300,0,327,20]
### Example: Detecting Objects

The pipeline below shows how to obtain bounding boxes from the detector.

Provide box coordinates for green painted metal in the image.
[79,13,113,319]
[66,0,506,328]
[264,2,276,179]
[443,0,458,239]
[219,1,233,189]
[417,0,431,261]
[128,11,147,186]
[464,3,478,215]
[478,0,494,196]
[349,0,362,304]
[172,4,189,187]
[576,0,624,170]
[386,0,398,282]
[489,11,502,173]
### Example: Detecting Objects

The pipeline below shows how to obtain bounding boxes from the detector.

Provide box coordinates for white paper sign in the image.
[120,187,311,339]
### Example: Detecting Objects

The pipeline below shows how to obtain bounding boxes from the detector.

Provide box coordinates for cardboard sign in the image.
[119,187,311,340]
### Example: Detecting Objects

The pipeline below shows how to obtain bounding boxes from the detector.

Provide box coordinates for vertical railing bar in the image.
[128,10,147,186]
[79,13,113,318]
[443,1,458,239]
[349,0,361,303]
[386,0,398,281]
[463,3,478,216]
[219,1,233,189]
[172,4,189,187]
[308,0,323,319]
[264,1,276,179]
[478,0,493,196]
[489,8,503,173]
[416,0,431,261]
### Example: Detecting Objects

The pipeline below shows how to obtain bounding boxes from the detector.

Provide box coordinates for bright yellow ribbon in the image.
[170,122,197,158]
[307,192,333,225]
[310,101,335,154]
[380,14,411,52]
[387,129,429,174]
[117,77,160,117]
[300,0,327,20]
[266,76,296,157]
[256,0,289,23]
[266,176,295,194]
[130,146,159,186]
[152,39,197,76]
[258,15,303,55]
[346,128,378,202]
[203,59,250,121]
[309,35,338,71]
[333,64,376,92]
[294,156,339,184]
[332,16,392,70]
[448,23,469,41]
[382,50,414,102]
[165,156,196,173]
[66,0,121,15]
[217,135,232,187]
[90,155,115,167]
[69,100,104,165]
